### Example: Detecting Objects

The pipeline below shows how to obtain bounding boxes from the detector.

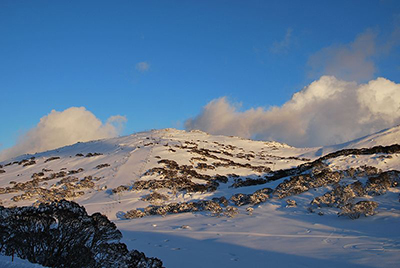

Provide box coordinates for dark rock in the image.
[44,156,61,163]
[95,164,110,169]
[286,199,297,207]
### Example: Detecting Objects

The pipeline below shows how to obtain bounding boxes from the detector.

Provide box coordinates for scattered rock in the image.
[68,168,84,174]
[365,170,400,195]
[85,152,103,157]
[22,160,36,167]
[286,199,297,207]
[44,156,61,163]
[231,177,267,188]
[246,207,254,215]
[95,163,110,169]
[274,169,342,198]
[212,196,229,206]
[224,206,239,218]
[230,188,272,206]
[124,200,226,219]
[141,192,169,204]
[338,201,378,219]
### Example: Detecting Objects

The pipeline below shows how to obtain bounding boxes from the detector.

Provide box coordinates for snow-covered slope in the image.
[340,125,400,149]
[1,128,400,267]
[308,125,400,158]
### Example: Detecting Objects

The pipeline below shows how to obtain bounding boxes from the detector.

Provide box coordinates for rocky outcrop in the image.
[311,181,365,208]
[274,168,342,199]
[230,188,273,206]
[124,200,225,219]
[338,201,378,219]
[141,192,169,204]
[95,163,110,169]
[44,156,60,163]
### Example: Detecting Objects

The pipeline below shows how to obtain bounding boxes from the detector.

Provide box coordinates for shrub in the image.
[0,200,163,267]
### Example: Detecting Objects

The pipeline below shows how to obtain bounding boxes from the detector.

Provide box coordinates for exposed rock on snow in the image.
[124,200,226,219]
[338,200,379,219]
[286,199,297,207]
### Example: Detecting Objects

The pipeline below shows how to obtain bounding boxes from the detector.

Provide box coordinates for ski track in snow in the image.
[143,229,368,239]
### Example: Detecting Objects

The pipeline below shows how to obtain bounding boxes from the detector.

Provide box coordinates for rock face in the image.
[338,201,379,219]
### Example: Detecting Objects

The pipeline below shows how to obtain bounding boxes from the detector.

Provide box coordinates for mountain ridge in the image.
[1,126,400,267]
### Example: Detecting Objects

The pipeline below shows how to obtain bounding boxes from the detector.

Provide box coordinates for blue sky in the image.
[1,0,400,150]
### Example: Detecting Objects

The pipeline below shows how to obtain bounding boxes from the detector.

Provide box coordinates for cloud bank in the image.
[185,76,400,147]
[0,107,126,161]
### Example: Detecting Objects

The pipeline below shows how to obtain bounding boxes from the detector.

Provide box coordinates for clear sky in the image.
[1,0,400,151]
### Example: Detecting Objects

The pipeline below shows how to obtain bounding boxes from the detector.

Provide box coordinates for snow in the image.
[1,128,400,267]
[307,125,400,158]
[0,255,43,267]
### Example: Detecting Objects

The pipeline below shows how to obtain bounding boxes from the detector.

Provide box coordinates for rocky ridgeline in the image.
[229,144,399,190]
[266,144,400,183]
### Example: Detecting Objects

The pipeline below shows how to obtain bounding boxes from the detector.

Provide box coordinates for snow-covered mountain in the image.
[308,125,400,158]
[1,128,400,267]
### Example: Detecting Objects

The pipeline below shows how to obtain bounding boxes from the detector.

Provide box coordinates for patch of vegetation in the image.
[0,200,163,267]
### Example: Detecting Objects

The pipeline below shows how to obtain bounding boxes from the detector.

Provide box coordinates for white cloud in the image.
[135,61,150,72]
[308,30,377,82]
[270,28,293,54]
[0,107,127,161]
[185,76,400,147]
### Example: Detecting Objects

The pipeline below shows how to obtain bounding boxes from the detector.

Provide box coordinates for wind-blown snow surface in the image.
[0,128,399,267]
